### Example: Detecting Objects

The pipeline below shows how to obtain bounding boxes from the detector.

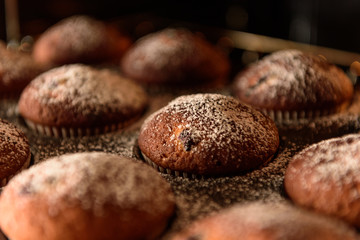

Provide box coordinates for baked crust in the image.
[32,15,132,68]
[0,152,175,240]
[138,93,279,176]
[121,28,230,87]
[171,202,359,240]
[0,119,31,186]
[18,64,148,133]
[233,49,354,117]
[0,42,44,97]
[285,133,360,227]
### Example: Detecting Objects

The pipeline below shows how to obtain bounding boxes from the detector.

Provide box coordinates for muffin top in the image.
[5,152,175,216]
[18,64,148,128]
[0,42,43,95]
[285,133,360,226]
[32,15,132,67]
[121,28,230,86]
[0,119,31,180]
[286,133,360,185]
[139,93,279,175]
[171,202,359,240]
[233,49,354,112]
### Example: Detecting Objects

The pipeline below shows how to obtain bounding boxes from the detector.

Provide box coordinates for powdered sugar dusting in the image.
[0,45,42,89]
[11,152,174,216]
[289,134,360,187]
[140,93,279,173]
[24,64,147,119]
[162,94,275,150]
[235,49,353,110]
[38,16,107,57]
[179,202,359,239]
[128,29,195,72]
[2,89,360,238]
[121,28,229,85]
[0,119,30,179]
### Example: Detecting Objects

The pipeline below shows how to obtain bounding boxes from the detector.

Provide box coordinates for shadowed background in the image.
[0,0,359,52]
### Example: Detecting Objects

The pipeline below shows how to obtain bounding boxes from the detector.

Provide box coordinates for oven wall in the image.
[0,0,359,53]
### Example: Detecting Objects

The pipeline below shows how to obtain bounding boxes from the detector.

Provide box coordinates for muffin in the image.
[0,118,31,187]
[32,15,132,68]
[120,28,230,88]
[138,93,279,177]
[0,152,176,240]
[285,133,360,227]
[0,42,44,98]
[18,64,148,137]
[233,49,354,122]
[0,230,5,240]
[171,202,359,240]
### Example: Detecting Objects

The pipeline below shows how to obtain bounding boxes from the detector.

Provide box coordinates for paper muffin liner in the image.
[24,119,134,138]
[0,153,32,188]
[140,150,203,179]
[136,144,278,180]
[262,108,337,123]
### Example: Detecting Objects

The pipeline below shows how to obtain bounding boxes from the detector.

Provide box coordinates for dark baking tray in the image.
[1,85,360,239]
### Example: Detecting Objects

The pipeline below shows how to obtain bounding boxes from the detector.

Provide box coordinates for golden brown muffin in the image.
[18,64,148,137]
[120,28,230,88]
[285,133,360,227]
[32,15,132,68]
[138,93,279,177]
[233,49,354,122]
[0,152,176,240]
[0,118,31,187]
[171,202,359,240]
[0,42,44,98]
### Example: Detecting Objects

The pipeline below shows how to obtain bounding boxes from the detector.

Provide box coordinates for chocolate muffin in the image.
[0,42,44,98]
[0,118,31,187]
[0,152,176,240]
[18,64,148,137]
[32,15,132,68]
[233,49,354,122]
[285,133,360,227]
[120,28,230,88]
[138,93,279,177]
[171,202,359,240]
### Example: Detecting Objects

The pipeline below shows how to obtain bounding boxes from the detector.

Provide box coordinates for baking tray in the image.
[1,15,360,239]
[1,84,360,239]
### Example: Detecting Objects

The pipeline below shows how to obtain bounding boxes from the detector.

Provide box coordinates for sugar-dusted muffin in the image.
[0,42,44,98]
[233,49,354,122]
[121,28,230,88]
[32,15,132,68]
[171,202,359,240]
[18,64,148,137]
[0,118,31,187]
[0,152,176,240]
[285,133,360,227]
[138,93,279,177]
